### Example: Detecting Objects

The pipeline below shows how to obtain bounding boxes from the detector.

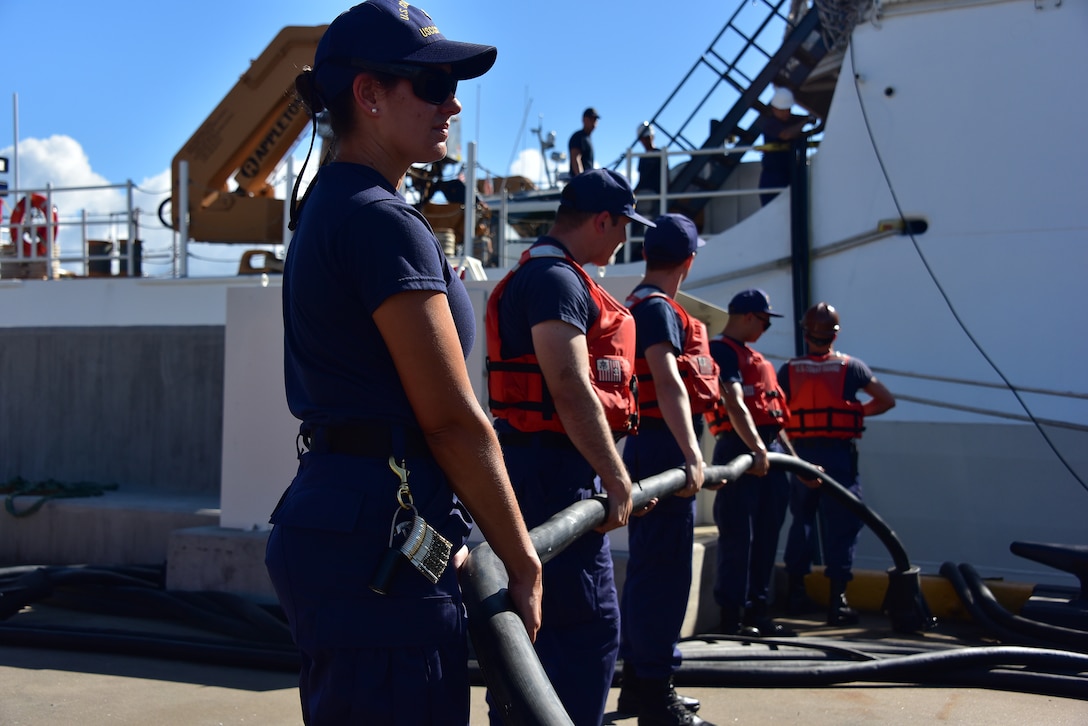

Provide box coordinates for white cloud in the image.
[4,136,119,216]
[509,147,569,190]
[1,135,285,278]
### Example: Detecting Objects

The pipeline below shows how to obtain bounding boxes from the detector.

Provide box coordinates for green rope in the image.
[1,476,119,518]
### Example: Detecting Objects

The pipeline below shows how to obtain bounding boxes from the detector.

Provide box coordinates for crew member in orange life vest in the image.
[778,302,896,624]
[616,213,719,726]
[705,288,795,638]
[485,169,654,726]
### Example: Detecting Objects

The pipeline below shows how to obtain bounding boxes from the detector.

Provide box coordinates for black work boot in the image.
[637,677,715,726]
[719,605,760,637]
[827,578,860,626]
[618,662,700,714]
[616,661,640,714]
[786,573,820,616]
[744,600,796,637]
[665,677,701,713]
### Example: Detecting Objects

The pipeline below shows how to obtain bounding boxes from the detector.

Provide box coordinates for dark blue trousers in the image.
[489,435,620,726]
[711,431,790,609]
[619,422,696,679]
[784,440,863,582]
[265,451,471,725]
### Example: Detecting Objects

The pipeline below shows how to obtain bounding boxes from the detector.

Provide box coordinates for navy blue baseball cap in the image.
[559,169,656,228]
[314,0,497,101]
[728,288,784,317]
[644,213,704,263]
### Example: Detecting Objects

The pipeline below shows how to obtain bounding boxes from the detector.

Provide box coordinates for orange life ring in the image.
[10,193,59,257]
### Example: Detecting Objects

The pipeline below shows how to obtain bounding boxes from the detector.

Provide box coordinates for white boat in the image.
[1,0,1084,602]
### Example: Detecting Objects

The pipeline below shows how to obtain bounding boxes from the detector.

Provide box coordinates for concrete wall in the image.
[0,326,224,495]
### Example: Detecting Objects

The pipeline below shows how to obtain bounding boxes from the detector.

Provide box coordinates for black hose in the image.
[680,634,878,662]
[673,645,1088,700]
[9,455,1081,715]
[461,459,751,726]
[462,453,935,725]
[938,562,1054,648]
[957,562,1088,652]
[767,452,936,633]
[1,565,294,646]
[765,452,910,571]
[0,623,299,672]
[461,543,574,726]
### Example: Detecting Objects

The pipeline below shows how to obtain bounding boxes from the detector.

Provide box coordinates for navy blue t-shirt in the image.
[283,162,475,429]
[624,286,703,469]
[628,286,684,358]
[709,336,744,386]
[568,129,594,174]
[636,155,663,194]
[494,239,597,360]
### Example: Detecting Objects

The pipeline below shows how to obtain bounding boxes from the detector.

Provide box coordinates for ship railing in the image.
[475,141,792,270]
[0,180,150,281]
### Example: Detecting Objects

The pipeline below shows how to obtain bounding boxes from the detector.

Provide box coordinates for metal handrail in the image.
[478,143,788,268]
[1,180,144,279]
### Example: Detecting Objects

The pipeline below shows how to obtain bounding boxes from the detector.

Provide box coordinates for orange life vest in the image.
[704,335,788,436]
[783,353,864,439]
[486,243,638,435]
[625,289,720,417]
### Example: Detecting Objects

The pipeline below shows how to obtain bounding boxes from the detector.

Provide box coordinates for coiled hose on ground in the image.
[461,453,1088,725]
[2,454,1087,726]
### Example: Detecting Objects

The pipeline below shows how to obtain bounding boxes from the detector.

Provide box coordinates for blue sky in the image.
[0,0,748,276]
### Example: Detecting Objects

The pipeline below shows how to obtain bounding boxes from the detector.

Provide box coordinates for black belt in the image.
[498,430,578,450]
[303,422,430,459]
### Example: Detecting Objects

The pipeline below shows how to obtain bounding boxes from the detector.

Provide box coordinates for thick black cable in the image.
[462,452,935,725]
[675,645,1088,682]
[673,645,1088,701]
[938,561,1054,649]
[0,623,299,672]
[460,459,752,726]
[682,634,878,662]
[957,562,1088,652]
[1,565,293,646]
[765,453,909,570]
[848,41,1086,492]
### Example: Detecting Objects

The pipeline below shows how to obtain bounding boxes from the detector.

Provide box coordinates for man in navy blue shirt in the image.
[617,213,718,726]
[704,289,795,638]
[486,169,655,725]
[568,107,600,176]
[779,302,896,624]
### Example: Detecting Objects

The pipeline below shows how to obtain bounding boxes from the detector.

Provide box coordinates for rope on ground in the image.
[1,477,119,518]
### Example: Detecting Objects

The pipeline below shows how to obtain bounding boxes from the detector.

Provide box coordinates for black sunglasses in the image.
[347,60,458,105]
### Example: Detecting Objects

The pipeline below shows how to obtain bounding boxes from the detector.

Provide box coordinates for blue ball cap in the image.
[728,288,784,317]
[314,0,497,102]
[643,213,705,263]
[559,169,656,228]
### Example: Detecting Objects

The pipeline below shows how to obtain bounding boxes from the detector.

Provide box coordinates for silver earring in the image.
[371,107,378,113]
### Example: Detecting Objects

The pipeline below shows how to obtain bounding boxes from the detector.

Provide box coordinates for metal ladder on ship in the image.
[641,0,843,219]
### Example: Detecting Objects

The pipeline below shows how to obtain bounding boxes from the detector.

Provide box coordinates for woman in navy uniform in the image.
[265,3,541,723]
